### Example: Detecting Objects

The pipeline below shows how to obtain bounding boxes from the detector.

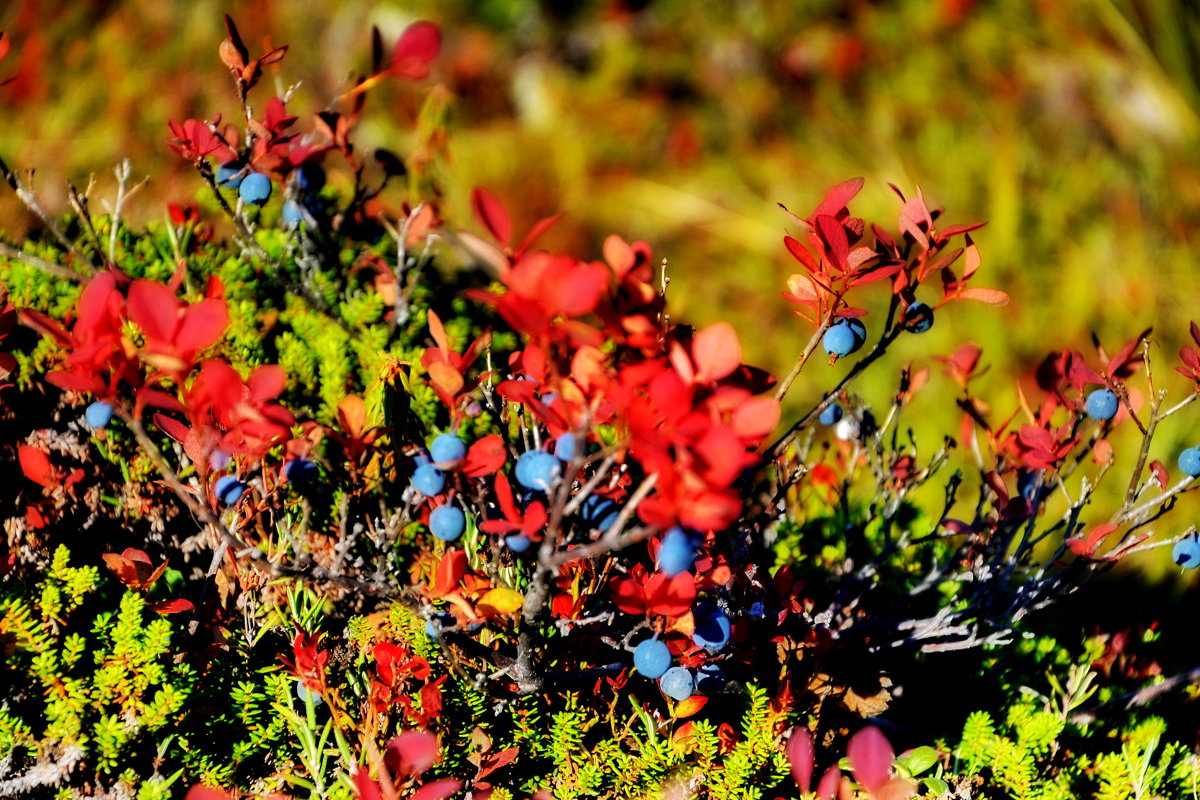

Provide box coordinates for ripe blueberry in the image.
[283,458,319,484]
[823,323,857,358]
[505,534,532,552]
[239,172,273,205]
[696,663,726,692]
[658,527,696,577]
[658,666,695,701]
[818,403,843,426]
[282,200,304,226]
[429,505,466,541]
[555,432,578,461]
[633,638,671,679]
[430,433,468,463]
[693,606,732,652]
[216,161,244,189]
[294,162,326,193]
[1172,536,1200,568]
[412,463,446,496]
[215,475,246,506]
[515,450,561,492]
[1085,389,1119,421]
[85,400,113,429]
[1179,448,1200,478]
[580,494,620,532]
[902,301,934,333]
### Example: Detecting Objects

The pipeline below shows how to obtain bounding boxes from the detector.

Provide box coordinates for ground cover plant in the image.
[1,12,1200,800]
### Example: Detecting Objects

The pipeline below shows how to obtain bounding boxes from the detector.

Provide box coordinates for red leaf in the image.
[783,236,818,272]
[471,187,511,247]
[731,396,781,440]
[610,576,646,615]
[410,779,462,800]
[352,771,385,800]
[247,364,286,403]
[787,727,814,795]
[184,788,236,800]
[1092,438,1113,465]
[392,21,441,79]
[1084,522,1119,550]
[691,322,742,384]
[462,434,507,477]
[644,572,696,617]
[154,413,192,443]
[431,550,467,598]
[814,215,849,271]
[127,280,179,344]
[846,725,894,795]
[148,598,195,614]
[0,32,10,63]
[175,299,230,356]
[812,177,864,219]
[477,747,519,780]
[18,445,57,487]
[388,730,440,779]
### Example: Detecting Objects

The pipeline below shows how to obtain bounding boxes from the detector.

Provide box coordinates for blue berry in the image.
[1017,470,1041,503]
[658,666,695,701]
[1172,536,1200,568]
[282,200,304,225]
[294,162,325,193]
[283,458,319,484]
[658,527,696,577]
[903,301,934,333]
[506,534,533,552]
[430,433,468,464]
[515,450,561,492]
[1179,448,1200,478]
[295,682,323,705]
[818,403,843,426]
[555,432,578,461]
[693,607,732,652]
[749,601,766,618]
[239,171,273,205]
[216,161,244,189]
[820,321,859,357]
[429,505,465,541]
[412,464,446,496]
[580,495,620,532]
[697,663,726,692]
[1086,389,1119,421]
[85,400,113,429]
[215,475,246,506]
[633,638,672,679]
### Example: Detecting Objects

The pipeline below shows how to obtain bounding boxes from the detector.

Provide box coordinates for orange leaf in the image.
[337,394,367,437]
[673,695,708,718]
[957,286,1010,306]
[477,587,524,617]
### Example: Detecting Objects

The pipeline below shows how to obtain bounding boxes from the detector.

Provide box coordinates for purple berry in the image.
[633,638,671,679]
[293,162,325,193]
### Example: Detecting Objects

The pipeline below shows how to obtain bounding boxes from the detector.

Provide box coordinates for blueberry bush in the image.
[1,14,1199,800]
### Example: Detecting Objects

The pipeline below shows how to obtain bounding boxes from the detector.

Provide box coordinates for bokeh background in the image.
[4,0,1200,580]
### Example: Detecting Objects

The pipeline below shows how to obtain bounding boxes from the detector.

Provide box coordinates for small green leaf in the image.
[924,776,949,795]
[905,745,939,776]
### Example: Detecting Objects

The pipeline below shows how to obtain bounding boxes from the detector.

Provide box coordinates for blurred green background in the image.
[4,0,1200,577]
